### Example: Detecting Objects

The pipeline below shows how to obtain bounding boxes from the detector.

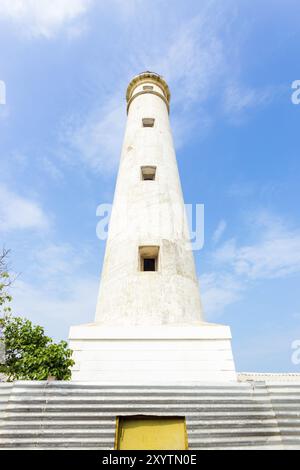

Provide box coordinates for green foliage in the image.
[0,249,74,381]
[0,315,75,381]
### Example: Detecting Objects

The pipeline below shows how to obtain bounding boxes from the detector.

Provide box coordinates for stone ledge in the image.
[238,372,300,382]
[69,323,232,340]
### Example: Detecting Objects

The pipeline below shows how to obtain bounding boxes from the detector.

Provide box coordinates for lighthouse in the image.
[1,73,299,453]
[69,72,236,383]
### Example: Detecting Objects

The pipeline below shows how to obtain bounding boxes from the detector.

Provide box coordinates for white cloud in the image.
[61,3,230,173]
[128,2,271,121]
[10,240,99,340]
[201,272,243,318]
[152,16,226,107]
[62,94,125,174]
[33,243,85,278]
[214,214,300,280]
[107,0,143,21]
[64,1,274,174]
[40,156,64,181]
[223,83,272,119]
[212,219,227,244]
[201,212,300,317]
[0,0,93,38]
[0,184,49,232]
[12,276,98,341]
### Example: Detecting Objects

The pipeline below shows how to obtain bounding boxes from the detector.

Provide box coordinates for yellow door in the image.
[115,416,188,450]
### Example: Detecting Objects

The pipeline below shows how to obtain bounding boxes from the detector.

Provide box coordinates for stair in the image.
[266,382,300,449]
[0,380,299,449]
[0,382,13,422]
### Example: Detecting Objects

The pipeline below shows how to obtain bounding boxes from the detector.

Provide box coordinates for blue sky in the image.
[0,0,300,372]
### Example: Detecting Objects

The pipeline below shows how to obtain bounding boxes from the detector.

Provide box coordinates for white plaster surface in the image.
[94,76,203,326]
[69,72,237,383]
[69,325,236,383]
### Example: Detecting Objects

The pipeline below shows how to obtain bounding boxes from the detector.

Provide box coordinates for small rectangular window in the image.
[143,85,154,91]
[144,258,156,271]
[139,246,159,272]
[141,166,156,181]
[142,118,155,128]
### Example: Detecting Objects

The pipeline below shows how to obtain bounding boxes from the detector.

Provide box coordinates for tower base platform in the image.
[68,323,236,383]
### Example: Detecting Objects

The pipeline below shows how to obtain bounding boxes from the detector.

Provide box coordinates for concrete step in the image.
[191,438,300,449]
[197,445,285,450]
[0,422,281,432]
[188,434,283,444]
[4,405,275,415]
[5,397,273,405]
[0,418,280,430]
[8,387,268,394]
[0,435,284,447]
[278,429,300,435]
[10,382,254,389]
[0,432,283,443]
[1,381,299,450]
[0,437,114,447]
[1,410,277,421]
[277,419,300,426]
[0,429,116,438]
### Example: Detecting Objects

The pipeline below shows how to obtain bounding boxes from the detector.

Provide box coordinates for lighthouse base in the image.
[68,323,236,383]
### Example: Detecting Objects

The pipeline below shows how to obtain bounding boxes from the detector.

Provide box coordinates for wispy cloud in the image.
[39,156,64,182]
[223,83,273,121]
[151,13,227,108]
[214,213,300,280]
[0,183,49,232]
[11,240,99,339]
[33,243,85,278]
[60,0,276,175]
[212,219,227,245]
[62,94,125,175]
[12,276,98,340]
[201,272,243,318]
[201,211,300,316]
[0,0,93,39]
[60,2,232,173]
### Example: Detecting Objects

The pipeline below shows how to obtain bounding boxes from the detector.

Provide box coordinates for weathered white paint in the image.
[94,72,203,326]
[69,72,236,382]
[69,328,236,383]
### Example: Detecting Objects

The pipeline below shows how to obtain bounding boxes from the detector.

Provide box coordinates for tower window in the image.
[139,246,159,272]
[141,166,156,181]
[142,118,155,127]
[144,258,156,271]
[143,85,153,91]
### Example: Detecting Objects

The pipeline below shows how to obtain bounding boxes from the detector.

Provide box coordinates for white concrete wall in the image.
[69,73,237,383]
[94,74,203,326]
[70,325,236,383]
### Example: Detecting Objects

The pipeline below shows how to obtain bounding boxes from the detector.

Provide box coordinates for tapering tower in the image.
[69,72,236,383]
[95,71,203,327]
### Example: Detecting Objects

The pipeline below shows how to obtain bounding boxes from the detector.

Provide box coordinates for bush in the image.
[0,315,75,381]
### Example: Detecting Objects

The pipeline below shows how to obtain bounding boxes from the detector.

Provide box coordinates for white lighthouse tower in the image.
[69,72,236,383]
